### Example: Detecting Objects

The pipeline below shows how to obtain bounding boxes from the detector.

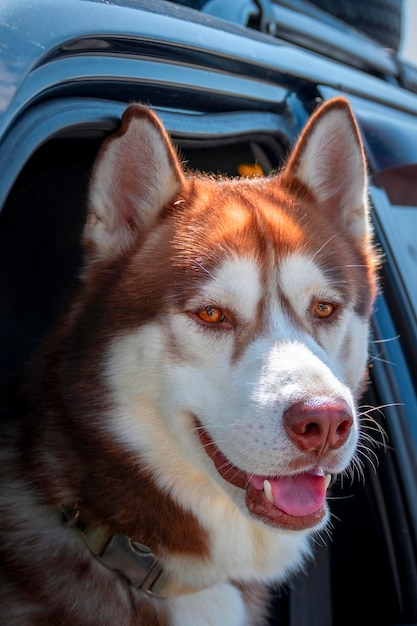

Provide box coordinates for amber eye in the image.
[314,301,335,319]
[197,306,225,324]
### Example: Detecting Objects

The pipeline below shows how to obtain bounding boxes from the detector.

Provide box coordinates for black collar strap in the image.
[62,505,198,597]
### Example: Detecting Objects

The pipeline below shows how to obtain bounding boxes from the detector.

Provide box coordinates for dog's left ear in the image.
[282,97,369,241]
[85,105,184,262]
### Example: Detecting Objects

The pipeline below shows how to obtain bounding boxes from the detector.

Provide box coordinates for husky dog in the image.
[0,97,378,625]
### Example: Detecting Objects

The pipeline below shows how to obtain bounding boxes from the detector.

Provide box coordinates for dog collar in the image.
[62,505,196,597]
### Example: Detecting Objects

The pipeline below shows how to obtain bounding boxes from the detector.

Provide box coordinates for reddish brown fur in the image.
[0,98,379,625]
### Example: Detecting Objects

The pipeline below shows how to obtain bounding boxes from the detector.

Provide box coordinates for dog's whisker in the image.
[357,401,400,415]
[309,233,338,261]
[370,354,399,366]
[355,447,379,474]
[360,418,388,439]
[370,335,400,344]
[192,260,217,280]
[359,429,389,450]
[323,263,368,270]
[311,525,332,547]
[356,441,380,463]
[346,456,365,483]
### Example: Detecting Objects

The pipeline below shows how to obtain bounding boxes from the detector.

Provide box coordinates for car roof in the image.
[2,0,417,144]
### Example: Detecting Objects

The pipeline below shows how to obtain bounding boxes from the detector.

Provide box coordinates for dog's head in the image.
[71,98,378,537]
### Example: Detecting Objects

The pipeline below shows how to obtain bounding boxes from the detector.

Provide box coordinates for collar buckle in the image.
[62,505,198,597]
[62,506,171,596]
[100,535,166,595]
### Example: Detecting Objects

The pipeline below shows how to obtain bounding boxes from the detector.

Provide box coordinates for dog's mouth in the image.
[197,424,330,531]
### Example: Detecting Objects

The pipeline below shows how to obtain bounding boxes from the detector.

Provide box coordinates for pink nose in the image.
[283,399,353,454]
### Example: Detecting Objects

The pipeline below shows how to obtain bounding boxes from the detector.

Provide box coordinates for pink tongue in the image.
[249,472,327,517]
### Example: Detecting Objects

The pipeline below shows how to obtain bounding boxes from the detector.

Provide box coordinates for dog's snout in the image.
[283,399,353,454]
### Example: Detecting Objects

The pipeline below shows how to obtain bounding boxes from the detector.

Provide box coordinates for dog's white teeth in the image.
[324,474,332,489]
[263,479,274,503]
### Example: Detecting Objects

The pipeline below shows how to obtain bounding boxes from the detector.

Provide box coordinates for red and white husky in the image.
[0,97,378,625]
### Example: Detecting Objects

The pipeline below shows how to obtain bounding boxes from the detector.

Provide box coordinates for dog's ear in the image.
[85,105,184,261]
[282,97,369,241]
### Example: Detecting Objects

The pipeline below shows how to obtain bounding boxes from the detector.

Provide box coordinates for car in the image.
[0,1,416,624]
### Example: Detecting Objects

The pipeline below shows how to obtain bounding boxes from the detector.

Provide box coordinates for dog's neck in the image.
[62,505,199,597]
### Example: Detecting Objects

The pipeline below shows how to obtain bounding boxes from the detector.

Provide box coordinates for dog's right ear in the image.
[85,105,184,262]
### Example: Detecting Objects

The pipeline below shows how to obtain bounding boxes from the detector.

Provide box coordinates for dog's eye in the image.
[313,301,336,319]
[197,306,226,324]
[190,305,235,330]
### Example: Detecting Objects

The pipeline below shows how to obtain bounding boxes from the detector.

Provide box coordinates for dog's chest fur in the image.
[0,98,379,625]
